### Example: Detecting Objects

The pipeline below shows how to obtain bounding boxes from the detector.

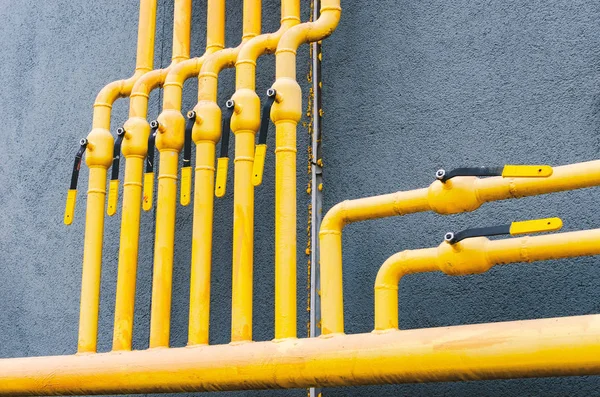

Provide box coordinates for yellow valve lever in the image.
[64,138,88,225]
[143,172,154,212]
[64,189,77,225]
[107,180,119,216]
[502,165,553,178]
[510,217,563,235]
[215,157,229,197]
[180,166,192,206]
[252,144,267,186]
[446,217,563,244]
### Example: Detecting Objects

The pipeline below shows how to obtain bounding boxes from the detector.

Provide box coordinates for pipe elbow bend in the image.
[374,251,410,291]
[320,201,347,236]
[94,79,128,107]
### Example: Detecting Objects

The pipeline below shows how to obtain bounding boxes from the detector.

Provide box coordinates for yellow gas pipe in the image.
[70,0,158,354]
[2,314,600,394]
[110,0,192,352]
[374,222,600,331]
[251,0,341,341]
[320,159,600,335]
[145,0,226,349]
[230,0,300,342]
[186,0,261,345]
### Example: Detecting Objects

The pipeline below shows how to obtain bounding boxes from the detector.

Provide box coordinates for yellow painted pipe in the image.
[188,0,261,345]
[151,0,226,349]
[2,314,600,394]
[230,0,301,342]
[77,0,157,354]
[111,0,192,352]
[268,0,341,342]
[375,227,600,331]
[320,159,600,336]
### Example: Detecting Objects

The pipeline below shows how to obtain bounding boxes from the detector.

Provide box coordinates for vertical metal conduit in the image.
[309,1,323,396]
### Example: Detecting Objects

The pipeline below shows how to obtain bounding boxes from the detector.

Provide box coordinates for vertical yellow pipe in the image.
[231,0,301,341]
[188,0,261,345]
[267,0,340,341]
[77,0,158,354]
[112,0,192,352]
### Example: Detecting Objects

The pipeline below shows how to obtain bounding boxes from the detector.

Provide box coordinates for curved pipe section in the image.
[320,159,600,335]
[2,314,600,394]
[77,0,158,354]
[267,0,341,341]
[375,228,600,330]
[111,0,192,352]
[229,0,301,342]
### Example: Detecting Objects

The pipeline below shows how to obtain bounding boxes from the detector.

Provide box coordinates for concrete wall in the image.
[0,0,599,395]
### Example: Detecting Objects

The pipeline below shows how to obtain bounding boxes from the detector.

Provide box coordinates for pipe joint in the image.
[85,128,114,167]
[270,78,302,123]
[155,110,185,151]
[231,89,261,134]
[121,117,151,157]
[427,177,483,215]
[192,100,222,143]
[436,237,493,276]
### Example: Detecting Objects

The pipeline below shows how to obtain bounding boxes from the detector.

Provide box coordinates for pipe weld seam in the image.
[93,102,113,109]
[158,174,179,181]
[123,181,143,188]
[275,48,298,56]
[274,146,297,154]
[281,16,301,23]
[207,44,225,51]
[319,229,341,236]
[163,82,183,89]
[508,178,519,198]
[243,33,258,40]
[88,188,106,194]
[236,59,256,67]
[195,165,215,171]
[135,66,153,73]
[392,193,405,216]
[130,92,150,100]
[320,6,342,11]
[374,284,399,291]
[199,71,218,79]
[234,156,254,163]
[125,155,145,160]
[520,237,531,262]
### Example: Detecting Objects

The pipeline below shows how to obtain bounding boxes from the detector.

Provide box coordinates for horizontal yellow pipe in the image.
[320,159,600,336]
[2,314,600,395]
[375,228,600,331]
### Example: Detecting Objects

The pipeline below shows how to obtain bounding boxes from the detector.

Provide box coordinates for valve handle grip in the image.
[436,164,553,182]
[143,121,159,211]
[215,100,234,198]
[444,217,563,244]
[64,138,88,225]
[252,89,277,186]
[180,111,195,206]
[107,128,125,216]
[251,144,267,186]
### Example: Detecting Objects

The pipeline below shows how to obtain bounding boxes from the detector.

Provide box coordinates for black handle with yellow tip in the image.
[143,120,159,211]
[215,99,235,198]
[435,164,553,183]
[64,138,88,225]
[444,217,563,245]
[252,88,277,186]
[107,127,125,216]
[180,111,195,206]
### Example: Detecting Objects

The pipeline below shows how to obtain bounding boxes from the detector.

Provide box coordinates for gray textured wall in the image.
[0,0,599,396]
